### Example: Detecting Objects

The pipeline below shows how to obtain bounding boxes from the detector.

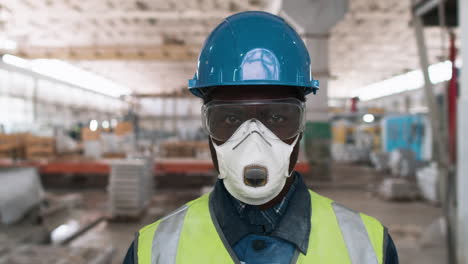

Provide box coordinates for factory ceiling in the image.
[1,0,451,98]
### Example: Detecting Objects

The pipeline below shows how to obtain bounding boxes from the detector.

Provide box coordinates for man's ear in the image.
[208,137,220,173]
[288,133,302,174]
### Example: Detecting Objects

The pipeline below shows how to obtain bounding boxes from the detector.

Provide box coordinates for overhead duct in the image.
[281,0,348,122]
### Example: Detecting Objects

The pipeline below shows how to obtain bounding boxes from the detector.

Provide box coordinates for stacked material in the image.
[115,122,133,136]
[25,135,55,160]
[83,136,136,159]
[370,152,389,172]
[416,162,439,203]
[0,133,26,159]
[81,128,101,141]
[100,133,120,156]
[82,128,102,159]
[83,141,102,159]
[332,119,353,145]
[112,122,136,155]
[0,244,114,264]
[0,167,44,224]
[388,149,417,178]
[108,159,153,218]
[378,178,419,201]
[160,141,210,159]
[331,143,369,163]
[355,124,381,152]
[55,130,79,154]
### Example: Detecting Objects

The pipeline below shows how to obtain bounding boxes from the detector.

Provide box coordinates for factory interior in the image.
[0,0,467,263]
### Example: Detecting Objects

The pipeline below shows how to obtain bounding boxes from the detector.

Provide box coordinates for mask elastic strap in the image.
[287,134,301,178]
[291,133,300,146]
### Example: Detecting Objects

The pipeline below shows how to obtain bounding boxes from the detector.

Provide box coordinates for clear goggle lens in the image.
[202,98,305,142]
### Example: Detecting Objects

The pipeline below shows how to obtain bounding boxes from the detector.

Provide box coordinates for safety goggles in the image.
[202,98,305,142]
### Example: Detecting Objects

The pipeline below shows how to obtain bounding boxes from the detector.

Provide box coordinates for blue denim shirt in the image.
[124,172,399,263]
[210,172,308,263]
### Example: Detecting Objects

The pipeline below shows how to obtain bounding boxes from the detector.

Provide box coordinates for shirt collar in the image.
[210,172,311,254]
[229,175,298,233]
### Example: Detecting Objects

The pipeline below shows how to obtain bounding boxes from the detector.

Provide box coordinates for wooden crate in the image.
[25,135,55,160]
[102,152,126,159]
[0,133,27,159]
[81,128,101,141]
[0,142,16,158]
[115,121,133,136]
[160,141,210,158]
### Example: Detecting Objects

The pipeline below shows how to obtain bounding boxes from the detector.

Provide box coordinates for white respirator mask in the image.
[212,119,299,205]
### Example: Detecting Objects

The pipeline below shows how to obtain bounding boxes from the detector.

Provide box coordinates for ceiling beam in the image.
[7,44,201,61]
[134,89,193,98]
[7,10,232,21]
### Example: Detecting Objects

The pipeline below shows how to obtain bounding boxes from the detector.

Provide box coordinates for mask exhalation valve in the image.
[243,165,268,187]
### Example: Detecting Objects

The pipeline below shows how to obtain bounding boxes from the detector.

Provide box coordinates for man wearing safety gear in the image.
[124,11,398,264]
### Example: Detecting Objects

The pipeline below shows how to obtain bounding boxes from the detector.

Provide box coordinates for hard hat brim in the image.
[189,81,319,98]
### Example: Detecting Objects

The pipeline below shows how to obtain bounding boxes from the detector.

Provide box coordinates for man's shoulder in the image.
[307,189,333,204]
[139,193,210,234]
[308,189,383,227]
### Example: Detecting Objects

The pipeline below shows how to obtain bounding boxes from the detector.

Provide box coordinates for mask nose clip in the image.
[248,119,264,133]
[232,131,272,150]
[232,119,272,150]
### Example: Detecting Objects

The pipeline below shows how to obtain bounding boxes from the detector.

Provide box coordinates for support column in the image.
[302,35,332,181]
[32,77,38,122]
[172,97,177,133]
[304,35,330,122]
[161,98,166,131]
[457,0,468,262]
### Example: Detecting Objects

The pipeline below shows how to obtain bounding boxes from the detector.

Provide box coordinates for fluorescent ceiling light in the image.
[1,54,131,98]
[362,114,375,123]
[89,120,99,131]
[102,120,110,129]
[353,60,453,101]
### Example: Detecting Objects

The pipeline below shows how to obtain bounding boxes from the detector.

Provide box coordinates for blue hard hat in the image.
[188,11,319,98]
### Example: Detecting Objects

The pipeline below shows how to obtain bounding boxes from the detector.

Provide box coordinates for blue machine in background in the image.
[382,114,431,161]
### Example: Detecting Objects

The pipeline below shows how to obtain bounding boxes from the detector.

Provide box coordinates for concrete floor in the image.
[1,163,446,263]
[69,189,201,263]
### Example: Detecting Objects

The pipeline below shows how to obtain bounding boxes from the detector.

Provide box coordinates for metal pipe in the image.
[438,0,448,59]
[412,14,455,264]
[457,0,468,261]
[447,32,458,164]
[412,16,449,167]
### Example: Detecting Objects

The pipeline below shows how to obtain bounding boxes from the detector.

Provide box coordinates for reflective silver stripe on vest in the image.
[332,203,378,264]
[151,205,189,264]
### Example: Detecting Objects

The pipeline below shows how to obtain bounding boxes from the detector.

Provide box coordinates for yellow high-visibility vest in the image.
[135,190,385,264]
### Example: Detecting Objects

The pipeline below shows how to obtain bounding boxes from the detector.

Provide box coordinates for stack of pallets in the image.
[0,134,17,159]
[160,141,210,158]
[108,159,153,220]
[0,134,26,159]
[25,135,55,160]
